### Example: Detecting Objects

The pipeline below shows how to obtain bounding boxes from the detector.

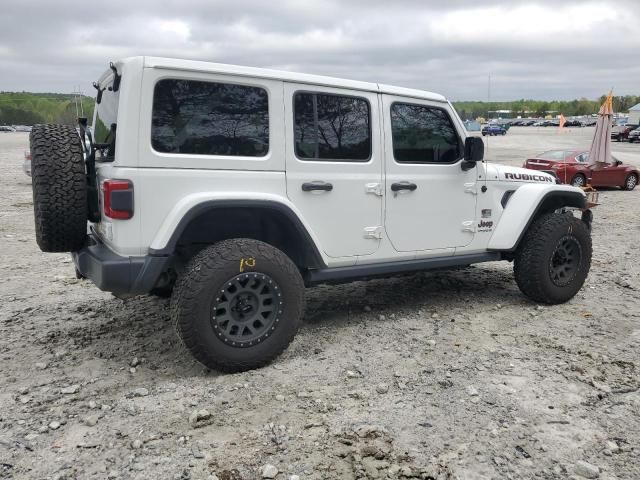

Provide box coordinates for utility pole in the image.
[487,74,491,117]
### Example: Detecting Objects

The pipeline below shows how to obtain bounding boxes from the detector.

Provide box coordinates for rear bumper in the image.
[72,234,169,294]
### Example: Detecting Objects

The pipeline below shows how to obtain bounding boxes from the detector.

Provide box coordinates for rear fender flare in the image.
[148,194,327,266]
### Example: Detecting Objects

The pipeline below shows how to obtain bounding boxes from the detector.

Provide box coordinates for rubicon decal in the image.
[504,172,554,183]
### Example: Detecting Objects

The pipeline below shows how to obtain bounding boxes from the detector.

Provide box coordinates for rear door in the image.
[284,84,383,258]
[381,96,477,252]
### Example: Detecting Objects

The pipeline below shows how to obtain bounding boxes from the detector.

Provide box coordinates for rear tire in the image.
[171,239,305,372]
[514,213,591,304]
[29,124,87,252]
[570,173,586,188]
[623,173,637,191]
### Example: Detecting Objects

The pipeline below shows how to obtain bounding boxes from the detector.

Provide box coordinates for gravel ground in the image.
[0,128,639,480]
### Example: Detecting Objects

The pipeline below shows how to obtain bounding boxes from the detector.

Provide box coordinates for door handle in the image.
[302,181,333,192]
[391,182,417,192]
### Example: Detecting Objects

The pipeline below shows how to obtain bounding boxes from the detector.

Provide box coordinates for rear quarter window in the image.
[151,79,269,157]
[93,81,119,161]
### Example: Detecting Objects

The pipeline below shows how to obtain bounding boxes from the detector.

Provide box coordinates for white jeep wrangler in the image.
[30,57,594,372]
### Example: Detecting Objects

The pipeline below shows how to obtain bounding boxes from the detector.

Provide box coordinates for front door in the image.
[381,96,477,252]
[284,83,383,258]
[590,162,625,187]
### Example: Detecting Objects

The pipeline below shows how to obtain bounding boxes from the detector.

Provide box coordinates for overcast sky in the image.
[1,0,639,101]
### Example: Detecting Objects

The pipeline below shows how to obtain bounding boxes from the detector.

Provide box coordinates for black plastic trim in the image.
[304,252,501,285]
[391,182,417,192]
[490,190,586,253]
[302,182,333,192]
[147,200,326,268]
[72,234,169,294]
[501,190,515,208]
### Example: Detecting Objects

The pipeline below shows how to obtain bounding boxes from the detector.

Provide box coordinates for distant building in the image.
[628,103,640,125]
[488,109,512,119]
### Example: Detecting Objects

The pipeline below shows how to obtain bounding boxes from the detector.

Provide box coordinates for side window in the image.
[390,103,462,164]
[152,79,269,157]
[294,92,371,161]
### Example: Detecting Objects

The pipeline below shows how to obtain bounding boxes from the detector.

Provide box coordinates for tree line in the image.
[1,91,639,125]
[453,95,640,120]
[0,92,94,126]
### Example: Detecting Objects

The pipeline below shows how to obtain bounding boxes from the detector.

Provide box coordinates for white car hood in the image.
[485,164,556,184]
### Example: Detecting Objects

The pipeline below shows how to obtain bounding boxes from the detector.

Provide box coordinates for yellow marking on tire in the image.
[239,257,256,272]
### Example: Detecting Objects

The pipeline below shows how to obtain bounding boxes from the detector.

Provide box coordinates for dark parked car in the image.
[611,124,638,141]
[628,127,640,143]
[481,124,506,136]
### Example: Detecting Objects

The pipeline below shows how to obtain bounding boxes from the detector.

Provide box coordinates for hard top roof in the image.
[136,56,447,103]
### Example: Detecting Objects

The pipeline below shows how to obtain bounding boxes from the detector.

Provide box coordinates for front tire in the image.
[623,173,637,191]
[514,213,591,304]
[171,239,305,372]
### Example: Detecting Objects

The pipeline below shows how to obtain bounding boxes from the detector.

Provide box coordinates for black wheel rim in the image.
[211,273,283,348]
[549,235,582,287]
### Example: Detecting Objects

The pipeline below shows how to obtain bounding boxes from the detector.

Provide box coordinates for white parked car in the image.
[29,57,594,372]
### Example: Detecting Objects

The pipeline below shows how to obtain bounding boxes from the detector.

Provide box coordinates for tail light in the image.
[102,179,134,219]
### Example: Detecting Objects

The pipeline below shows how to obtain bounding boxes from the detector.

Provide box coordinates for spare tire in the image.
[30,124,87,252]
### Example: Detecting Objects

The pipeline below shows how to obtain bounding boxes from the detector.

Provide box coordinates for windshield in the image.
[93,76,119,161]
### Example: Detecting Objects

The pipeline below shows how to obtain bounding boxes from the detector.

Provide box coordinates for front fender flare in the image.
[488,184,586,251]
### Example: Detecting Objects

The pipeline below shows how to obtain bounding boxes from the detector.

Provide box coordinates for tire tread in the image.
[29,124,87,252]
[514,212,591,304]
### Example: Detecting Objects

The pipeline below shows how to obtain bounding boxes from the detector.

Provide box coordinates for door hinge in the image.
[365,182,383,196]
[464,182,477,194]
[461,220,476,233]
[363,226,383,239]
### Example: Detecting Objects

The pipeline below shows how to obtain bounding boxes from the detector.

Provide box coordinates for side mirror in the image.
[462,136,484,170]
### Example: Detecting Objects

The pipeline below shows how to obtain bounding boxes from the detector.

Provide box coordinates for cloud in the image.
[0,0,639,100]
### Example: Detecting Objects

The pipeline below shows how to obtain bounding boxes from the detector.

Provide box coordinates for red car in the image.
[523,149,638,190]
